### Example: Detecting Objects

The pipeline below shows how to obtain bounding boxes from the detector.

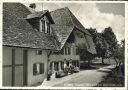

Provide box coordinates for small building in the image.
[48,7,96,73]
[3,3,58,86]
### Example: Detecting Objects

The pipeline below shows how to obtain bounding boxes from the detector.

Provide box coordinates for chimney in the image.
[29,3,36,10]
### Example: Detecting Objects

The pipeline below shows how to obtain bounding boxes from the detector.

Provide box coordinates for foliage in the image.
[87,28,109,64]
[102,27,118,56]
[87,27,124,66]
[114,40,125,67]
[102,27,124,67]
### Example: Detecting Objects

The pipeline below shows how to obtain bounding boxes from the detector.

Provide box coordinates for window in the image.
[47,22,50,34]
[71,46,75,55]
[61,62,64,70]
[40,19,45,32]
[64,47,70,55]
[54,62,59,71]
[64,47,67,55]
[36,50,42,55]
[60,48,64,55]
[49,62,53,70]
[44,21,47,33]
[67,47,70,55]
[33,63,44,75]
[40,17,50,34]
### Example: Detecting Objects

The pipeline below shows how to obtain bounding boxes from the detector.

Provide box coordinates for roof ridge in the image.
[67,9,91,36]
[3,3,58,50]
[51,24,73,27]
[50,7,69,13]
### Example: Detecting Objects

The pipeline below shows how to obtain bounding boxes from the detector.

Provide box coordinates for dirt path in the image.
[39,65,115,87]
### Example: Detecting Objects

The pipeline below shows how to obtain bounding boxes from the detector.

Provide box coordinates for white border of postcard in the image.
[0,0,127,90]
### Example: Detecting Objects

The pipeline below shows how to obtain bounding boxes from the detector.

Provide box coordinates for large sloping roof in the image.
[3,3,59,50]
[27,10,48,19]
[50,7,91,36]
[50,7,96,54]
[26,10,54,24]
[51,25,74,48]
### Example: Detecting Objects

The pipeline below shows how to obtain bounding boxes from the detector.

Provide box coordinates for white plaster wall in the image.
[50,55,80,62]
[27,49,48,86]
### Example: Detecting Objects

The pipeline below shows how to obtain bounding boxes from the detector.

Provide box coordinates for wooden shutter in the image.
[40,63,44,74]
[33,64,37,75]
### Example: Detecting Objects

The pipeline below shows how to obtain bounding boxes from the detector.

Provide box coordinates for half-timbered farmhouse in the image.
[3,3,59,86]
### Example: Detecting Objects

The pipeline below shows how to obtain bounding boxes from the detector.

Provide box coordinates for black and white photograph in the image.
[2,1,126,89]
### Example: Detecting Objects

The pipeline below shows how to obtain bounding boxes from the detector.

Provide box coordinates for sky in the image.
[24,3,125,43]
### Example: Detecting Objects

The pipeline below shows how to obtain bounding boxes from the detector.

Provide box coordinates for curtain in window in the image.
[33,63,44,75]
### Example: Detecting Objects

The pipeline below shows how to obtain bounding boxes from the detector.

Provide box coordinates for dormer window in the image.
[26,10,54,34]
[40,18,50,34]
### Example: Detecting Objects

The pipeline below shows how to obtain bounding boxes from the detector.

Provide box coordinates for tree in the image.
[102,27,124,67]
[102,27,118,56]
[114,40,125,67]
[87,28,109,64]
[79,49,95,67]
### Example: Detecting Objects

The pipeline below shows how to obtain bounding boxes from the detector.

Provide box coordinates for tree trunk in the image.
[102,58,105,64]
[114,58,118,68]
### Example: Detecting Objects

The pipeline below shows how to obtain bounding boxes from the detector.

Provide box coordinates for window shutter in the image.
[33,64,37,75]
[40,63,44,74]
[65,48,67,55]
